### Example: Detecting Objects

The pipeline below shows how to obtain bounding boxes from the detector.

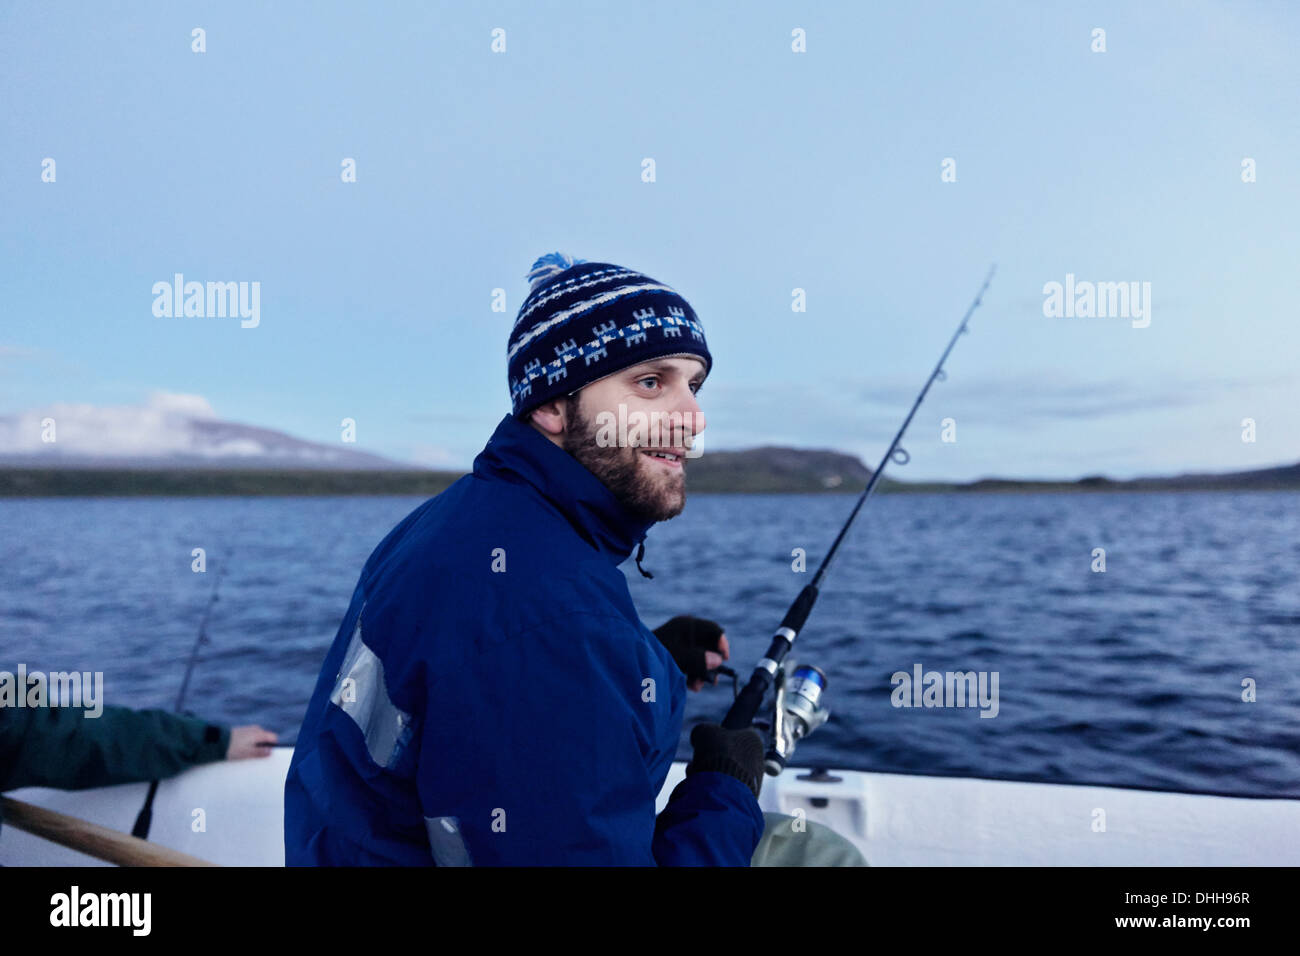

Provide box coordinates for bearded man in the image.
[285,252,766,865]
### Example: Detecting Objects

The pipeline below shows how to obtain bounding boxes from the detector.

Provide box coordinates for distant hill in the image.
[0,467,461,497]
[683,446,876,493]
[4,450,1295,497]
[957,462,1300,494]
[1123,461,1300,491]
[677,449,1300,494]
[1,396,1296,495]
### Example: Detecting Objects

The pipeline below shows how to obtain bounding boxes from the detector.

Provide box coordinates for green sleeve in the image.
[0,705,230,792]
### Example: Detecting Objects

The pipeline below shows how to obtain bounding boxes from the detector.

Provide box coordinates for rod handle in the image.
[722,674,770,729]
[721,585,820,729]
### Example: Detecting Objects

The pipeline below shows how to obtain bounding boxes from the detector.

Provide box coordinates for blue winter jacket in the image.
[284,413,764,865]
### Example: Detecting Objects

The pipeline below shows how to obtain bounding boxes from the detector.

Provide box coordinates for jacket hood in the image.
[472,414,655,566]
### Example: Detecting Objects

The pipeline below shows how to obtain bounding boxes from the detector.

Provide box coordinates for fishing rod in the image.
[721,265,997,775]
[130,553,229,839]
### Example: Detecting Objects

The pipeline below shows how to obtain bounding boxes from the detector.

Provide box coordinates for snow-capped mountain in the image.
[0,393,415,470]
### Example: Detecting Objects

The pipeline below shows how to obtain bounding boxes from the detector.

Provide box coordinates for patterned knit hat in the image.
[508,252,712,418]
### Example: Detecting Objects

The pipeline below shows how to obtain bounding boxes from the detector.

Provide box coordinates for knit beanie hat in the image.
[507,252,712,418]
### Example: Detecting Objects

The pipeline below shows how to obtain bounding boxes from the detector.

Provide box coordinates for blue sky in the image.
[2,0,1297,480]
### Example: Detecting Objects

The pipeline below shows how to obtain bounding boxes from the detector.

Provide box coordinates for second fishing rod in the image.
[720,265,997,773]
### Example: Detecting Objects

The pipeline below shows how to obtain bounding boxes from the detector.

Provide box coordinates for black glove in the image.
[685,722,765,800]
[652,615,725,685]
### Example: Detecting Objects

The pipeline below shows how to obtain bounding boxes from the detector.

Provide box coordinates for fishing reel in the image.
[763,662,829,776]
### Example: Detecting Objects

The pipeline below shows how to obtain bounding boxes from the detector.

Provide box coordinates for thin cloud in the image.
[0,392,221,455]
[855,374,1277,423]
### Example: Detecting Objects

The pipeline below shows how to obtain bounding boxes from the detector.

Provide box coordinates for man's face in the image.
[560,356,707,522]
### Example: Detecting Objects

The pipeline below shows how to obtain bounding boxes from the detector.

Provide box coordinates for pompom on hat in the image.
[507,252,712,417]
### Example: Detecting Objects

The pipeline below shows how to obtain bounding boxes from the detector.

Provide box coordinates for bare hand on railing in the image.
[226,725,278,760]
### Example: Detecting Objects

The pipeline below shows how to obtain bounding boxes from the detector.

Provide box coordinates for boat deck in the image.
[3,748,1296,865]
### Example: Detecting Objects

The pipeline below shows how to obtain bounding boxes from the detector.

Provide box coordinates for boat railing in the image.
[1,796,217,867]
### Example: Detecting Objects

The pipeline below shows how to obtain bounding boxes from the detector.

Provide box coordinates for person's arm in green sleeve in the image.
[0,705,275,792]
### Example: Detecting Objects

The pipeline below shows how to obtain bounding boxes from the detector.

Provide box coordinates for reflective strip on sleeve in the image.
[329,612,413,769]
[425,816,473,867]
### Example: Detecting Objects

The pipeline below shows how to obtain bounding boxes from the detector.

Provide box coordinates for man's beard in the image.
[562,397,687,523]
